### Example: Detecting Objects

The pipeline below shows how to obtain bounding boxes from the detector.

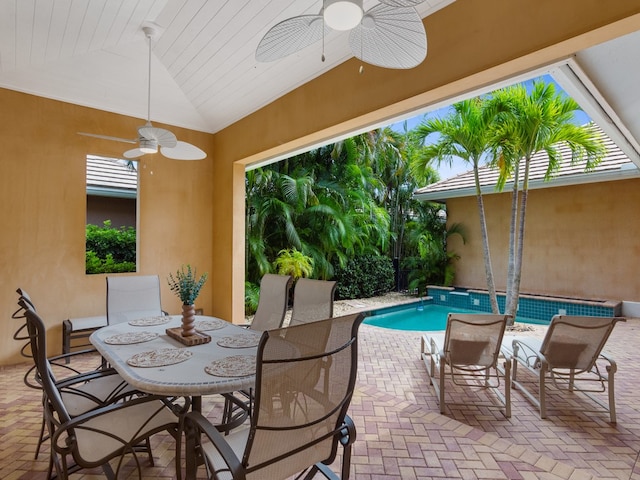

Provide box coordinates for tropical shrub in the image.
[273,248,313,281]
[85,220,136,274]
[85,251,136,274]
[244,281,260,316]
[333,255,395,300]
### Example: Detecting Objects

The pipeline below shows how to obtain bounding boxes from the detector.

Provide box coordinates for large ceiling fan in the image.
[256,0,428,69]
[79,26,206,161]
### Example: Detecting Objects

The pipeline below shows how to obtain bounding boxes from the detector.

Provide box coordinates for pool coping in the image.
[426,285,622,320]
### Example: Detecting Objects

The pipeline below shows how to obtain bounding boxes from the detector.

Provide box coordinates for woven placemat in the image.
[217,333,261,349]
[104,331,158,345]
[205,355,255,377]
[129,316,170,326]
[127,348,193,367]
[195,319,227,331]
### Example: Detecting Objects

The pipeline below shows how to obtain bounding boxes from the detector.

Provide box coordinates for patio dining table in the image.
[90,315,260,411]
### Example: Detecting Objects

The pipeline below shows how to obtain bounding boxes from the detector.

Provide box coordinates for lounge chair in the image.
[503,315,625,423]
[184,312,364,479]
[289,278,336,326]
[421,313,512,418]
[248,273,293,331]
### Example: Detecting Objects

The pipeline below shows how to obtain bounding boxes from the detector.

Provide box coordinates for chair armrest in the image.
[23,352,106,390]
[184,410,245,480]
[55,368,137,404]
[55,366,120,387]
[511,338,544,369]
[49,349,104,371]
[430,336,445,359]
[499,344,512,361]
[51,394,183,455]
[339,414,357,447]
[598,351,618,374]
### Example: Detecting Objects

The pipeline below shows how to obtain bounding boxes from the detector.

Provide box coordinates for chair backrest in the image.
[243,312,364,478]
[13,290,40,363]
[289,278,337,327]
[250,274,293,331]
[443,313,510,367]
[16,287,36,310]
[23,307,72,425]
[539,315,625,372]
[106,275,163,325]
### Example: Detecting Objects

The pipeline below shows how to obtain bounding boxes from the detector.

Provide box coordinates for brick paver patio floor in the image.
[2,318,640,479]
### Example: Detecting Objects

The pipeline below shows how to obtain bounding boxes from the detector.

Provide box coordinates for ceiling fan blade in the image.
[378,0,427,6]
[78,132,137,144]
[256,14,326,62]
[161,141,207,160]
[123,148,145,159]
[138,125,178,148]
[349,5,427,69]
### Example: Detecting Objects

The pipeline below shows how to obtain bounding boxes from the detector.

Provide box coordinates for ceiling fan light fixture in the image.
[139,138,158,154]
[324,0,363,30]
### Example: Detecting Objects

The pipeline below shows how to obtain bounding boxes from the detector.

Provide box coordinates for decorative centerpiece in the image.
[167,264,210,345]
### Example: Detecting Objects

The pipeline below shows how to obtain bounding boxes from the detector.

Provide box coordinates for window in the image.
[85,155,138,274]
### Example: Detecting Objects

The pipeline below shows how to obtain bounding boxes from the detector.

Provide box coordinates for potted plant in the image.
[168,264,208,336]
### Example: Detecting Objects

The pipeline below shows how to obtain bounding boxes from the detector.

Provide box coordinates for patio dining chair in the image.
[503,314,625,423]
[12,290,139,462]
[185,312,365,480]
[421,313,512,418]
[23,305,186,480]
[222,274,292,429]
[106,274,166,325]
[289,278,337,326]
[248,273,293,331]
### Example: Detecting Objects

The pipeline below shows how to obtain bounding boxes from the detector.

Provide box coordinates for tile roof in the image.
[414,124,640,202]
[86,155,137,198]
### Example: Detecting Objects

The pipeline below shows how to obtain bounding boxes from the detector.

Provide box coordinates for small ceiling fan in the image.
[256,0,428,69]
[79,26,206,161]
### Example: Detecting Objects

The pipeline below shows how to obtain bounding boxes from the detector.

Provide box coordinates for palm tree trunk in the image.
[505,164,520,324]
[477,196,500,313]
[506,159,530,318]
[474,167,499,314]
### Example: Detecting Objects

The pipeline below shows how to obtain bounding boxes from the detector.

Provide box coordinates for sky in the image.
[389,75,592,181]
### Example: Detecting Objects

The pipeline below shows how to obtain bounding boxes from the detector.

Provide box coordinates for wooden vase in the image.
[181,304,196,337]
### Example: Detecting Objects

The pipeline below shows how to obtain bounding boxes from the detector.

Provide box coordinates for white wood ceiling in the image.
[1,0,638,154]
[0,0,455,134]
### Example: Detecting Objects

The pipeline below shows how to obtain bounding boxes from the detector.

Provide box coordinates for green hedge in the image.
[86,220,136,274]
[333,255,395,300]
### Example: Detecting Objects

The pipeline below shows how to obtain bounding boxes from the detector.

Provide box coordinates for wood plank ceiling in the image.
[0,0,455,134]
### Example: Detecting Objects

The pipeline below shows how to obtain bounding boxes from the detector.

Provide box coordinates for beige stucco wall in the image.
[0,89,214,365]
[446,178,640,302]
[2,0,639,365]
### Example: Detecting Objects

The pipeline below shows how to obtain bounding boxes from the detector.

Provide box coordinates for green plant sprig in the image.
[167,264,208,305]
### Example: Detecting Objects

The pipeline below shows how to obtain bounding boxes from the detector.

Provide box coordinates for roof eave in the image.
[87,186,137,199]
[414,166,640,202]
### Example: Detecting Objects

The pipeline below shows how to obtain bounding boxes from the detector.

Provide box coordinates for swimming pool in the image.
[363,301,547,331]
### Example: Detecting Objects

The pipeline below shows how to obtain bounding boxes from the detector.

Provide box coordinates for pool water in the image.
[363,302,547,331]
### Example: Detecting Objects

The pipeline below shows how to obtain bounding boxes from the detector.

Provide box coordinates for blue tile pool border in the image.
[425,286,622,321]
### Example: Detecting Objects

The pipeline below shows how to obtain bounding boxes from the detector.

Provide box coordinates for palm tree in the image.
[490,81,606,319]
[412,98,501,313]
[245,137,391,284]
[244,127,452,305]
